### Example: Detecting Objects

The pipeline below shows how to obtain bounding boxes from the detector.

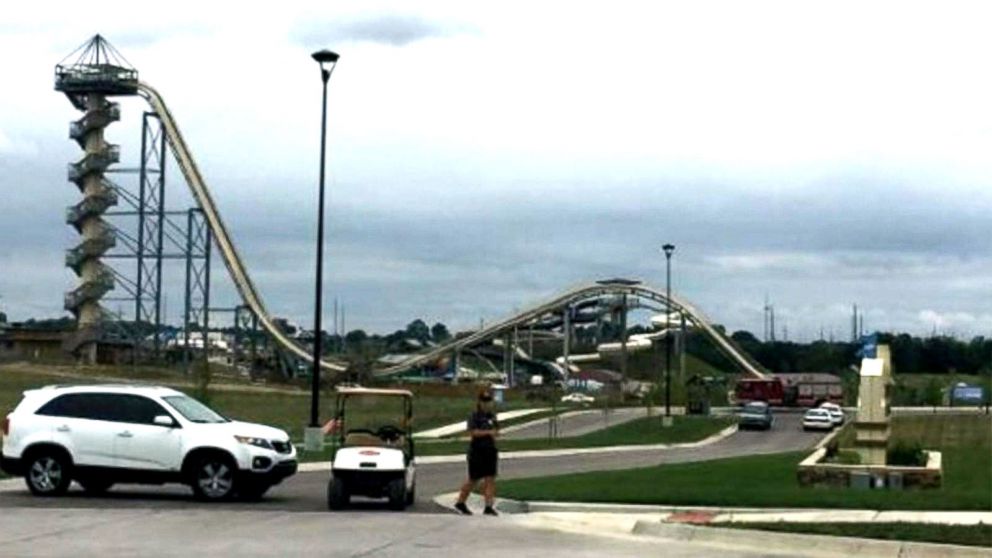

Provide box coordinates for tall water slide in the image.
[137,82,347,373]
[376,280,770,379]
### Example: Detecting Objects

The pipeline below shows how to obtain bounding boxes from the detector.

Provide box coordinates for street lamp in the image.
[309,48,340,432]
[662,243,675,422]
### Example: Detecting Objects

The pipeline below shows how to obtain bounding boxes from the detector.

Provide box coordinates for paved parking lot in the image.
[0,413,826,556]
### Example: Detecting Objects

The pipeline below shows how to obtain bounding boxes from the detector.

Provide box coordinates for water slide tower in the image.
[55,35,138,363]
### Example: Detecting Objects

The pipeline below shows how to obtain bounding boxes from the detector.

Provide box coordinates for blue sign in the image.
[952,384,985,405]
[856,333,878,359]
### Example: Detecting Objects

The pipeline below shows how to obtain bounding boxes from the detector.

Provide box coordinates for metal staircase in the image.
[55,35,138,361]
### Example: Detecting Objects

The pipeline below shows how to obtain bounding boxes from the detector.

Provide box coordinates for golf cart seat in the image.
[344,432,408,451]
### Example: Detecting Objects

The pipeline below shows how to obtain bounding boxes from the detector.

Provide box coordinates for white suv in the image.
[1,385,297,501]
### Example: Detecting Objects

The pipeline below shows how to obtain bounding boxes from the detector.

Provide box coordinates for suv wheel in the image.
[25,451,72,497]
[190,455,237,501]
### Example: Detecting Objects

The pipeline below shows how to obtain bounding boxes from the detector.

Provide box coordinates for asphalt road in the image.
[0,413,827,557]
[0,412,823,514]
[503,407,649,439]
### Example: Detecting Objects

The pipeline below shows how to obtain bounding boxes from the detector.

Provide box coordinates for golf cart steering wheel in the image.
[376,425,404,442]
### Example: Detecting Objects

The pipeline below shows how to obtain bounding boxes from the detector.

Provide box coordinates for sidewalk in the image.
[436,494,991,558]
[433,492,992,525]
[413,408,549,439]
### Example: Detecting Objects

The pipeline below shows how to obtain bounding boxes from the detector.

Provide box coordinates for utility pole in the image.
[852,304,859,342]
[662,243,675,426]
[769,305,776,343]
[340,304,346,354]
[333,297,338,352]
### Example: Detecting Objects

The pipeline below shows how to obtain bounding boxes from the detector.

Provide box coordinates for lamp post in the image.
[308,49,339,435]
[662,243,675,424]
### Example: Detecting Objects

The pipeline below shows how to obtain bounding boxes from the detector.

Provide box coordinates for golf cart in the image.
[326,387,415,511]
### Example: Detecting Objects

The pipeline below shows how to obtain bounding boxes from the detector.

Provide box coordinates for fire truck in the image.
[733,373,843,407]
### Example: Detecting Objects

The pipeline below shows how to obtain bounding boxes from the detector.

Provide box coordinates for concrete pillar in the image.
[855,344,893,465]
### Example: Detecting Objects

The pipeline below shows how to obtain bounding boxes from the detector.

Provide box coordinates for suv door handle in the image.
[117,431,133,438]
[56,425,71,433]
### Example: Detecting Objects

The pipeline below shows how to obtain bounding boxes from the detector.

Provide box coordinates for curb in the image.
[0,478,22,492]
[433,493,990,557]
[433,492,992,524]
[814,423,847,449]
[630,521,990,558]
[297,424,739,472]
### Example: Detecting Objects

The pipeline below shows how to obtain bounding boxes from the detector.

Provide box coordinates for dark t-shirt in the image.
[467,410,498,451]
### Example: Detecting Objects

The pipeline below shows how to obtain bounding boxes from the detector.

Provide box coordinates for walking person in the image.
[454,388,500,516]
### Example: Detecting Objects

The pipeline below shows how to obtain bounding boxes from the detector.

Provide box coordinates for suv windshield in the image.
[743,403,767,413]
[163,395,228,423]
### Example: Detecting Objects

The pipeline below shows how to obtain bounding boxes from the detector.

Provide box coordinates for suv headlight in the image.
[234,435,273,450]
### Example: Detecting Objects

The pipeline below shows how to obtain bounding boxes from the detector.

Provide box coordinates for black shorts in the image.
[468,446,498,480]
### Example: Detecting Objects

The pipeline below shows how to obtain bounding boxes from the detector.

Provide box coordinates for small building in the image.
[0,325,135,365]
[0,327,70,362]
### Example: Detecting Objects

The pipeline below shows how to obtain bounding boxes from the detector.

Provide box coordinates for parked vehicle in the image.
[1,385,297,501]
[327,387,415,511]
[801,408,835,431]
[733,373,844,408]
[737,401,774,430]
[818,402,845,426]
[560,393,595,404]
[732,378,784,406]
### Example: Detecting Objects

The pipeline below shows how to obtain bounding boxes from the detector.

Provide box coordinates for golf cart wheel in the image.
[387,478,406,511]
[327,477,348,510]
[190,454,237,501]
[24,449,73,497]
[405,481,415,506]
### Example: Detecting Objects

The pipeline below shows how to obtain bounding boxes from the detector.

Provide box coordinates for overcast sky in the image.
[1,1,990,340]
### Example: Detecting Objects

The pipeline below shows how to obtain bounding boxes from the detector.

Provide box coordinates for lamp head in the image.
[311,49,340,64]
[662,243,675,258]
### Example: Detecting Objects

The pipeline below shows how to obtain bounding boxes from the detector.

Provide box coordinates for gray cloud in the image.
[292,15,471,48]
[3,138,990,339]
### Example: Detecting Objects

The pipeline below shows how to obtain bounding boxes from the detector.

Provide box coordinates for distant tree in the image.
[430,322,451,343]
[405,319,431,343]
[345,329,368,346]
[923,378,944,408]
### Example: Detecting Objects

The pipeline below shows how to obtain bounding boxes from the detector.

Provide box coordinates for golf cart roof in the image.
[336,387,413,398]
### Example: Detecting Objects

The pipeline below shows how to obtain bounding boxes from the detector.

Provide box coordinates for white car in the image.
[818,402,845,426]
[802,408,835,431]
[561,393,595,404]
[1,385,297,500]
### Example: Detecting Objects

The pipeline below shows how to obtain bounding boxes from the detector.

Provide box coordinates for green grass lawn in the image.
[300,415,733,461]
[0,364,540,440]
[499,414,992,511]
[716,522,992,548]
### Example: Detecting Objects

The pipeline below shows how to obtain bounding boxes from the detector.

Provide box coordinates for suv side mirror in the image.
[153,415,177,427]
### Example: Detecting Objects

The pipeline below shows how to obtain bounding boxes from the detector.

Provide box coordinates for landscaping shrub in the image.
[887,440,926,466]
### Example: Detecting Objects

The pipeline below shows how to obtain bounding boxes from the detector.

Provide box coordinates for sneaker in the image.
[483,506,499,516]
[454,502,472,515]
